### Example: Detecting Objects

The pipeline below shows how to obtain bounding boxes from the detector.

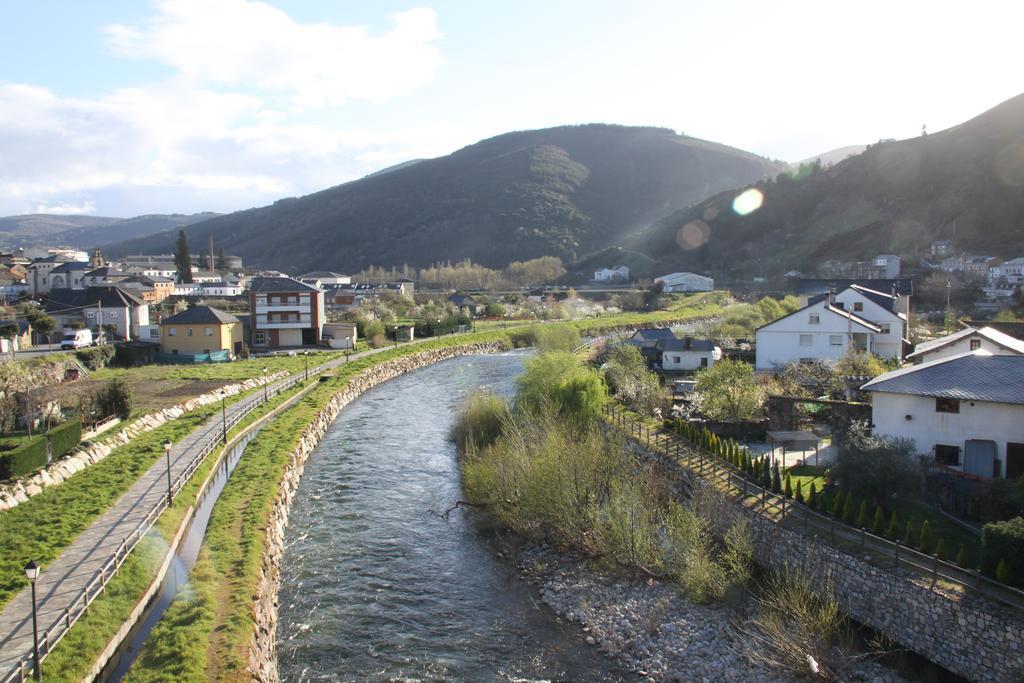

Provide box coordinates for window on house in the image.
[809,314,820,325]
[254,331,266,345]
[936,398,960,414]
[853,302,863,312]
[829,335,843,346]
[935,444,961,466]
[187,329,193,336]
[970,339,981,351]
[205,327,213,336]
[879,324,891,334]
[168,327,176,336]
[799,334,813,347]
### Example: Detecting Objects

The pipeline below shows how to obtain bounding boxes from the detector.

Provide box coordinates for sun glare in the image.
[731,188,763,216]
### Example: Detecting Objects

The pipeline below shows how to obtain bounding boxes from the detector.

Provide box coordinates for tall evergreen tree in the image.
[175,230,193,283]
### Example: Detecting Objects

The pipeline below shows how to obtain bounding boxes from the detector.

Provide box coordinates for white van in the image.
[61,329,93,350]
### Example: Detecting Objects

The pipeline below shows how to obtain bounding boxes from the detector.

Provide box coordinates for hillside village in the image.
[1,17,1024,679]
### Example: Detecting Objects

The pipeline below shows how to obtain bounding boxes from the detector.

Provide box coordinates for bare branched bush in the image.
[740,567,845,679]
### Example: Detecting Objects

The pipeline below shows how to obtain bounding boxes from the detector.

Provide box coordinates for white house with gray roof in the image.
[907,326,1024,365]
[755,297,883,371]
[862,352,1024,479]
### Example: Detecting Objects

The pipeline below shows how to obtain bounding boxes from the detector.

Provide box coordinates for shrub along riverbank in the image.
[456,348,901,679]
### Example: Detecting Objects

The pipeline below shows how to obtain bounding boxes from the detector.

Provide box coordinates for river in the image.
[277,351,623,682]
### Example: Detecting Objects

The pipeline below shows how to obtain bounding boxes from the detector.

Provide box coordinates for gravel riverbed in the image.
[513,542,908,683]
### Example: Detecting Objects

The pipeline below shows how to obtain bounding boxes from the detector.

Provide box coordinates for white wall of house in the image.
[913,335,1022,365]
[833,289,905,359]
[662,348,722,371]
[755,301,874,370]
[871,391,1024,478]
[201,284,244,296]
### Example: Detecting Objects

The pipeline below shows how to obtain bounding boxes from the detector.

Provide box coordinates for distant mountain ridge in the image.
[624,93,1024,278]
[0,212,220,250]
[105,124,785,272]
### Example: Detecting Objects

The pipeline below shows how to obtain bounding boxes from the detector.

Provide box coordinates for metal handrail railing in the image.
[2,365,327,682]
[603,404,1024,612]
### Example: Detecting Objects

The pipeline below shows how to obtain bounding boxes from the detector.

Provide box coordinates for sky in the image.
[0,0,1021,218]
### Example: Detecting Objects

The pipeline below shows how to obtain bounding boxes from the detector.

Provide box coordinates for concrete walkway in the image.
[0,345,392,678]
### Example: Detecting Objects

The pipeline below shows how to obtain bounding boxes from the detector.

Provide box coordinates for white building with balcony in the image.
[755,297,883,371]
[249,276,325,348]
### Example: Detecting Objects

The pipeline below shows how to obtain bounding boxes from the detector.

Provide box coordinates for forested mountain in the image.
[105,125,784,272]
[623,93,1024,278]
[0,212,218,250]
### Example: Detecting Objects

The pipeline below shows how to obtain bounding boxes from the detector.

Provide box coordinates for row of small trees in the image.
[666,417,1021,583]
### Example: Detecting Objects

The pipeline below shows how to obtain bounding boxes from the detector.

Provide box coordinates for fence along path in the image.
[604,404,1024,613]
[0,352,355,682]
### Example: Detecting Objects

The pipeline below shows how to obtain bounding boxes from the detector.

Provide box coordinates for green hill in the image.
[106,124,783,271]
[0,212,219,250]
[624,93,1024,278]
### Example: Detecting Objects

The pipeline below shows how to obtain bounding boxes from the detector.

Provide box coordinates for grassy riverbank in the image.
[0,377,288,610]
[34,378,315,681]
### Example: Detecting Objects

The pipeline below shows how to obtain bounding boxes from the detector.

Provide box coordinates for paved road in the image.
[0,345,390,677]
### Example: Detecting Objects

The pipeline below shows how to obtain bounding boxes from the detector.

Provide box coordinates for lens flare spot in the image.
[994,142,1024,187]
[732,188,763,216]
[675,220,710,250]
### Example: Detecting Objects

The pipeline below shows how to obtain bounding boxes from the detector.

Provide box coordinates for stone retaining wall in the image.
[628,434,1024,683]
[247,342,509,682]
[0,371,288,512]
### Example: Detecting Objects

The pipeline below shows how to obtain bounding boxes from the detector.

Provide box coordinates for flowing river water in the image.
[277,351,624,682]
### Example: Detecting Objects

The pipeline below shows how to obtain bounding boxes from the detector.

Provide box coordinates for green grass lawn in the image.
[84,351,342,414]
[25,380,315,682]
[785,465,828,497]
[0,378,303,611]
[884,497,982,568]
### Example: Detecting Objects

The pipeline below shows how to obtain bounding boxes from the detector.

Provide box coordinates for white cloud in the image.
[105,1,443,107]
[0,80,463,215]
[34,200,97,215]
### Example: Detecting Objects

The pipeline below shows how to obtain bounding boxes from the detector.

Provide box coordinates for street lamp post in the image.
[24,560,41,681]
[220,390,227,444]
[163,439,173,507]
[303,352,309,382]
[262,367,268,402]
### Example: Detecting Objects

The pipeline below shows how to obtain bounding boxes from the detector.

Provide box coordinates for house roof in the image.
[907,326,1024,360]
[628,328,678,343]
[656,272,712,283]
[964,321,1024,342]
[658,337,717,352]
[298,271,347,279]
[162,306,240,325]
[50,261,89,275]
[84,266,129,278]
[121,274,173,285]
[862,352,1024,405]
[250,276,320,293]
[756,300,881,333]
[43,286,146,312]
[795,278,914,296]
[448,293,477,305]
[848,284,899,312]
[30,255,75,265]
